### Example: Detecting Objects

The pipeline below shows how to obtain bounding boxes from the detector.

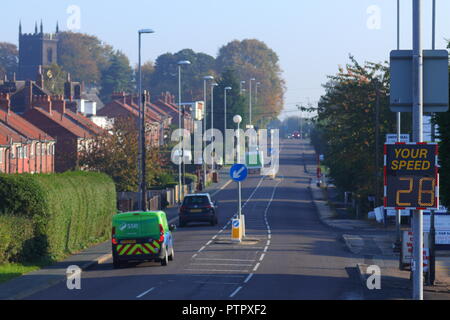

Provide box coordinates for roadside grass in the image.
[0,259,52,284]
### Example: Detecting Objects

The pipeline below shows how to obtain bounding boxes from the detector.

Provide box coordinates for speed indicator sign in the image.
[384,143,439,210]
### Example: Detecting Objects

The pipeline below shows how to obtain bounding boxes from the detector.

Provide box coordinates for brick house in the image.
[0,93,55,173]
[98,92,171,147]
[153,92,193,133]
[21,95,104,172]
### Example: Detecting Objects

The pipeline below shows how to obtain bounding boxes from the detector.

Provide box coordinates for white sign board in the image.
[385,134,410,144]
[402,230,430,271]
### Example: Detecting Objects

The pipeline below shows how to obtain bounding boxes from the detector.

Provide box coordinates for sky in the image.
[1,0,449,120]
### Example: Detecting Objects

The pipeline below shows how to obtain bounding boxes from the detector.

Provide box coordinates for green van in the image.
[112,211,176,268]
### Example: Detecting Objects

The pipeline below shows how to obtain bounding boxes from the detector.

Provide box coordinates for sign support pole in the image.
[395,0,402,251]
[412,0,424,300]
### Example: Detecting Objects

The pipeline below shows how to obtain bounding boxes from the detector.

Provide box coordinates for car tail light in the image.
[158,224,165,243]
[112,227,118,245]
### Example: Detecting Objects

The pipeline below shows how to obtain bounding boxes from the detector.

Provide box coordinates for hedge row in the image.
[0,171,116,264]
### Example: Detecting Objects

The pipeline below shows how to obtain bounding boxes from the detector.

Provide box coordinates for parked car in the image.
[179,193,219,227]
[112,211,176,268]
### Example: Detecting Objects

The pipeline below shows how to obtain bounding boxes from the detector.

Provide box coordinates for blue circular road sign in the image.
[230,164,248,182]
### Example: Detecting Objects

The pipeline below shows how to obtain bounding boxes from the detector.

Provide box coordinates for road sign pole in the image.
[412,0,424,300]
[395,0,402,251]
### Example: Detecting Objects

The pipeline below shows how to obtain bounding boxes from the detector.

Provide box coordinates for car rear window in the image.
[184,196,209,206]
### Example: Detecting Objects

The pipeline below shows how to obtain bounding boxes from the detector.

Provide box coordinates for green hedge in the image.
[0,215,35,264]
[0,172,116,263]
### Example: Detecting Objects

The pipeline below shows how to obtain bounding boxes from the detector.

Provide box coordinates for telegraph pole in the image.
[412,0,424,300]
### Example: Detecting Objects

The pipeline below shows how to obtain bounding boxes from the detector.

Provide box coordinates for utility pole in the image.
[412,0,424,300]
[375,80,381,211]
[429,0,437,286]
[395,0,402,251]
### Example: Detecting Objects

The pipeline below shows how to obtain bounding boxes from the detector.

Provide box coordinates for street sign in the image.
[384,143,439,210]
[386,134,410,144]
[390,50,449,113]
[230,164,248,182]
[401,230,430,272]
[231,218,242,242]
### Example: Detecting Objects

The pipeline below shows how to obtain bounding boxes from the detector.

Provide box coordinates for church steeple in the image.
[56,21,59,34]
[40,20,43,34]
[34,21,38,34]
[19,20,22,35]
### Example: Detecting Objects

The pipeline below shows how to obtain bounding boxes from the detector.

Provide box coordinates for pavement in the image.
[0,168,233,300]
[309,166,450,299]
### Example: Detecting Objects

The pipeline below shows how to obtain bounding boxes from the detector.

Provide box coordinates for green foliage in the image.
[79,117,166,192]
[434,41,450,206]
[43,64,67,95]
[100,51,134,102]
[0,215,35,264]
[0,172,116,263]
[0,42,18,80]
[57,32,114,85]
[216,39,285,122]
[313,56,397,209]
[145,49,216,102]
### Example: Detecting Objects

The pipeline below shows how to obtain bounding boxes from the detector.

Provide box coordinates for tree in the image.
[57,32,114,85]
[211,68,249,134]
[434,41,450,206]
[0,42,18,79]
[315,56,397,213]
[79,117,164,192]
[216,39,285,123]
[146,49,216,102]
[43,64,67,95]
[99,51,134,103]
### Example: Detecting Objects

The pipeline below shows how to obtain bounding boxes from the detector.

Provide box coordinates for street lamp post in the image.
[178,60,191,204]
[240,81,246,94]
[234,115,243,221]
[224,87,232,132]
[211,82,218,172]
[138,28,154,211]
[203,76,214,188]
[249,78,256,125]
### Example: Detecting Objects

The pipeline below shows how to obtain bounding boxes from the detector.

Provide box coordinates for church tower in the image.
[18,21,59,81]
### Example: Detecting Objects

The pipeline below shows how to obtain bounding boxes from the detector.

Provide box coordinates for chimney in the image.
[36,66,44,89]
[24,81,33,112]
[74,84,81,100]
[34,95,52,114]
[64,73,73,100]
[125,94,133,106]
[112,92,126,104]
[52,95,66,115]
[0,93,11,113]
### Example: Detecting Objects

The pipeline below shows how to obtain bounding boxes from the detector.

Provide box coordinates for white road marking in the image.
[229,286,243,298]
[136,287,155,299]
[206,240,212,246]
[194,281,240,285]
[266,240,271,246]
[212,179,233,197]
[253,263,261,272]
[185,269,250,273]
[264,246,269,253]
[259,254,265,261]
[244,273,254,283]
[192,254,198,259]
[195,258,256,262]
[182,274,246,278]
[268,234,272,240]
[198,246,206,252]
[190,263,253,267]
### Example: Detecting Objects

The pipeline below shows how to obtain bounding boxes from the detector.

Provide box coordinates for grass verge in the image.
[0,259,53,284]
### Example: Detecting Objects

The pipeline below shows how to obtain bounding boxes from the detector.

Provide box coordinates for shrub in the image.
[0,171,116,263]
[0,215,35,264]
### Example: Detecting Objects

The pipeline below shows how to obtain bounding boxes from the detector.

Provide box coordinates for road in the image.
[28,139,363,300]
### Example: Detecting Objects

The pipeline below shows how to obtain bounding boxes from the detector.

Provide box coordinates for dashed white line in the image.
[244,273,254,283]
[229,286,243,298]
[266,240,271,246]
[196,258,256,262]
[198,246,206,252]
[259,254,265,261]
[136,287,155,299]
[264,246,269,253]
[206,240,212,246]
[253,263,261,272]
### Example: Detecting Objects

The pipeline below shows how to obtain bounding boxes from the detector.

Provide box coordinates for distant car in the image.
[287,134,293,139]
[112,211,176,268]
[292,131,301,139]
[179,193,219,227]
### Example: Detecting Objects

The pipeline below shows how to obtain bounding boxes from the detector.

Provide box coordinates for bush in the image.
[184,173,198,185]
[0,215,35,264]
[0,171,116,263]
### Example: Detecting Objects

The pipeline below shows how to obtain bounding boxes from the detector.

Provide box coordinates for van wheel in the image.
[168,247,174,261]
[113,257,122,269]
[161,248,169,266]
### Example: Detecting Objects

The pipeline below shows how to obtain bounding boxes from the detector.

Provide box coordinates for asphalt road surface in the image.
[28,139,363,300]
